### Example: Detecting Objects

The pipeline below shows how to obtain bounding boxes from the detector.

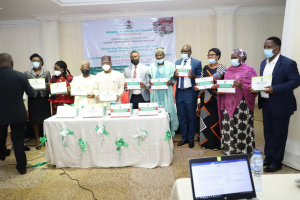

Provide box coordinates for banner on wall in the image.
[81,17,176,74]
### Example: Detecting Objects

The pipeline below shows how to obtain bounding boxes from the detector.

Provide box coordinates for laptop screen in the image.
[191,158,254,199]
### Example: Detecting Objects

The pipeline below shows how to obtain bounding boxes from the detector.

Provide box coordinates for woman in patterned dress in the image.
[218,49,257,155]
[195,48,227,151]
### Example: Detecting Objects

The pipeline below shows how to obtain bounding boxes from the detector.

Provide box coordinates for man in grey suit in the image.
[124,51,150,109]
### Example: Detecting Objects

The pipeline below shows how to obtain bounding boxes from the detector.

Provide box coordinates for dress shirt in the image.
[177,57,192,89]
[131,63,141,95]
[261,54,280,98]
[73,74,98,107]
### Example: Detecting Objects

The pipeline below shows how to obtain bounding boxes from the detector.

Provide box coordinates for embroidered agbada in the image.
[148,60,179,136]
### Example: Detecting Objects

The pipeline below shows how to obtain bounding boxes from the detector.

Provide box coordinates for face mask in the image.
[231,59,240,67]
[54,71,61,76]
[102,64,111,71]
[81,69,90,75]
[181,54,189,60]
[131,58,139,66]
[264,47,277,58]
[32,62,40,68]
[208,59,217,64]
[157,59,164,64]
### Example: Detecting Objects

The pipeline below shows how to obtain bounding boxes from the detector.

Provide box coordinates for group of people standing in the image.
[0,36,299,174]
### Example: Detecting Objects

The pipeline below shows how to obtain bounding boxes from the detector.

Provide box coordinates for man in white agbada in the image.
[70,61,98,107]
[93,56,125,104]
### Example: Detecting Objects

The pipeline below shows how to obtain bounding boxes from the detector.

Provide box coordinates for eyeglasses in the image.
[207,54,217,58]
[53,67,62,71]
[180,51,190,54]
[32,60,40,62]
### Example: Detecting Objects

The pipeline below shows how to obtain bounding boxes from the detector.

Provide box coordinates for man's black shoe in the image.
[264,165,282,173]
[24,146,30,151]
[177,140,189,146]
[189,141,195,148]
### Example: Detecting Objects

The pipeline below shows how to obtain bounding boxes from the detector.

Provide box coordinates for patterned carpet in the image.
[0,108,299,200]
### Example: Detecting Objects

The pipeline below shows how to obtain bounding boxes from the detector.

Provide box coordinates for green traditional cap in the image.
[155,47,165,54]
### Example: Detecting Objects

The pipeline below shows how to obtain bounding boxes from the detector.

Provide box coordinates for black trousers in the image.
[262,99,291,168]
[130,94,149,109]
[0,123,27,170]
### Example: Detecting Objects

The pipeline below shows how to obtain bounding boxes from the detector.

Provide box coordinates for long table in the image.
[44,110,173,168]
[170,174,300,200]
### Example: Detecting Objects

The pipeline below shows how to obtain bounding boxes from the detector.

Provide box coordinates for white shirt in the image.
[131,63,141,95]
[177,57,192,89]
[73,75,98,107]
[261,54,280,98]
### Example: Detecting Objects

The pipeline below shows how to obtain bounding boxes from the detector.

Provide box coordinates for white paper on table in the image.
[29,78,45,90]
[138,102,159,116]
[151,78,168,90]
[195,77,214,90]
[217,80,235,93]
[251,75,272,91]
[99,90,117,102]
[125,78,142,90]
[70,84,88,96]
[83,104,105,118]
[56,106,77,118]
[111,104,133,118]
[175,65,191,77]
[50,82,68,95]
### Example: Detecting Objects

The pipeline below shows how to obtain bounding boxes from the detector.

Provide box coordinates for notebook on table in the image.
[189,154,258,200]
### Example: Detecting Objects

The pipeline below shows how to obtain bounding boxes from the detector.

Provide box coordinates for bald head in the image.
[182,45,191,52]
[180,45,192,59]
[0,53,13,68]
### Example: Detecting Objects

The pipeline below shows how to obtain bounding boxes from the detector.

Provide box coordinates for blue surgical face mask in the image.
[264,47,277,58]
[181,54,189,60]
[231,59,240,67]
[208,58,217,64]
[157,59,164,64]
[32,61,40,68]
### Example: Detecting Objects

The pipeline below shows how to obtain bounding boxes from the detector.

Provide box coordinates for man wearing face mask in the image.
[124,51,150,109]
[71,61,98,108]
[250,37,300,172]
[174,45,202,148]
[93,55,125,104]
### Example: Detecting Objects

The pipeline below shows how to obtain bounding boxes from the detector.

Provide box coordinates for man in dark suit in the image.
[251,37,300,172]
[174,45,202,148]
[0,53,35,174]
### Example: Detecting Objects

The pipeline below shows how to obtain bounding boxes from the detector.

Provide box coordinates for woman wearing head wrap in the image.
[71,61,98,108]
[194,48,227,151]
[218,49,257,155]
[48,60,74,115]
[24,53,51,149]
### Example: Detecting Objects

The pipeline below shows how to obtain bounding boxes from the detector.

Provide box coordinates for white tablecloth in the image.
[44,110,173,168]
[170,174,300,200]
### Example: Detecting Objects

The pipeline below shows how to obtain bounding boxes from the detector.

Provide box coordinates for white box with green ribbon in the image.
[111,104,132,118]
[99,90,117,102]
[70,84,88,96]
[56,105,77,118]
[252,75,272,91]
[175,65,191,77]
[29,78,45,90]
[125,78,142,90]
[151,78,168,90]
[217,80,235,93]
[50,82,68,95]
[195,77,214,90]
[83,104,105,118]
[138,103,159,116]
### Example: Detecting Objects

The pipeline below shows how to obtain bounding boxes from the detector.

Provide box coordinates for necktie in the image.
[133,66,137,78]
[180,60,187,90]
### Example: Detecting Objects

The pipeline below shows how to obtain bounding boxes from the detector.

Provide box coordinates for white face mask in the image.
[54,71,61,76]
[32,61,40,68]
[102,64,111,71]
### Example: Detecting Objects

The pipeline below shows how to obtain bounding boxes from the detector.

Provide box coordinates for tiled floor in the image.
[0,108,299,200]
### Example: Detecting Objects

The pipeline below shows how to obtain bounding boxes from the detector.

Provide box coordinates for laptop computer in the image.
[189,154,257,200]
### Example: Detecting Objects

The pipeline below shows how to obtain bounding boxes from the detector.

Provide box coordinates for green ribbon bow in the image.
[164,130,171,141]
[39,135,47,146]
[78,138,87,152]
[95,125,109,136]
[115,138,129,152]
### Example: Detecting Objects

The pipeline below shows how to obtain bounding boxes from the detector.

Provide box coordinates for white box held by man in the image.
[125,78,142,90]
[175,65,191,77]
[70,84,88,96]
[138,103,159,116]
[151,78,168,90]
[99,90,117,102]
[251,75,272,91]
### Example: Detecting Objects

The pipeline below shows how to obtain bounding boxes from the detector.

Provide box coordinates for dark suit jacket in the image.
[258,55,300,116]
[175,58,202,99]
[0,66,36,125]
